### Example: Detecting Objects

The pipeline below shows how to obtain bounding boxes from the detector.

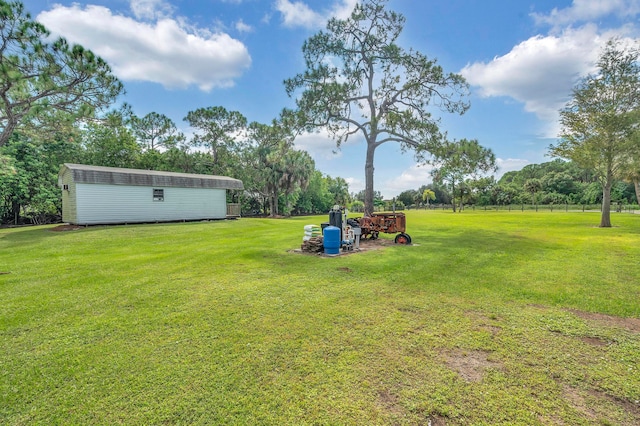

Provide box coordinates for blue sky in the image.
[22,0,640,198]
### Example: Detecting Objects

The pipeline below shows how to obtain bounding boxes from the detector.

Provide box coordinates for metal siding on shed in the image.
[60,169,78,224]
[61,163,243,190]
[75,184,227,225]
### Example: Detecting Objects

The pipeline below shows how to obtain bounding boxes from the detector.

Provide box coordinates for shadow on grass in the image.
[0,221,215,247]
[0,224,124,249]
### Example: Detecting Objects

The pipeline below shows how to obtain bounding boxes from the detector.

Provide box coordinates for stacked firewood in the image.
[301,236,324,253]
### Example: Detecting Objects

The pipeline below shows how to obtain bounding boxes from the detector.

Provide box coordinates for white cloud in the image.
[496,158,531,178]
[274,0,357,29]
[462,0,640,139]
[382,164,434,198]
[235,19,253,33]
[37,4,251,91]
[275,0,322,28]
[345,177,364,195]
[293,129,361,159]
[462,26,606,122]
[532,0,640,28]
[130,0,173,20]
[331,0,359,20]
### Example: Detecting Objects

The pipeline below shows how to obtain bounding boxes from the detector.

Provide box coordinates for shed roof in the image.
[60,164,244,190]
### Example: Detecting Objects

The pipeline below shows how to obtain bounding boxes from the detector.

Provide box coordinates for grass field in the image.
[1,211,639,425]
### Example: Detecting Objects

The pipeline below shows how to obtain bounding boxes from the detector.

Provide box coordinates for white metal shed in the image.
[58,164,244,225]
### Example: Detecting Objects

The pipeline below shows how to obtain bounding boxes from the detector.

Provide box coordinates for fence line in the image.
[404,204,639,213]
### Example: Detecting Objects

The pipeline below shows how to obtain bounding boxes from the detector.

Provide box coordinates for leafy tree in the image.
[581,181,603,205]
[418,183,450,204]
[550,39,640,227]
[541,171,577,196]
[0,1,123,147]
[136,149,166,171]
[539,191,568,205]
[396,189,418,207]
[430,138,496,212]
[0,132,79,224]
[161,144,198,174]
[294,170,333,214]
[621,125,640,205]
[630,172,640,205]
[621,166,640,205]
[131,112,183,151]
[285,0,469,216]
[242,121,314,216]
[469,176,496,206]
[495,183,521,206]
[326,175,350,206]
[349,199,364,213]
[242,121,290,216]
[82,111,140,168]
[184,106,247,174]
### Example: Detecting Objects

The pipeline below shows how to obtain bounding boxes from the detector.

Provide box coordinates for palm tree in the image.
[422,189,435,208]
[524,178,542,210]
[277,149,315,215]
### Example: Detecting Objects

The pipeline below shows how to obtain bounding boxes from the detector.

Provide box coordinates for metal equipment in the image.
[328,205,358,251]
[329,206,412,247]
[353,212,412,244]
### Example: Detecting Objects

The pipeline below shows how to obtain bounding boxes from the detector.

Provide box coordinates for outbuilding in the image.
[58,163,244,225]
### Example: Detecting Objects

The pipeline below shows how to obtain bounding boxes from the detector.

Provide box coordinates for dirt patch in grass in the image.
[377,390,449,425]
[291,237,395,256]
[562,384,640,425]
[527,303,551,311]
[565,308,640,334]
[579,336,609,347]
[443,349,502,382]
[465,311,503,336]
[427,415,448,426]
[378,390,404,416]
[563,385,599,422]
[49,224,84,232]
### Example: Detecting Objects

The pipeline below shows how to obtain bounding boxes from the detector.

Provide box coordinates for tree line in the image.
[0,106,353,224]
[394,158,639,210]
[0,0,352,225]
[2,0,639,227]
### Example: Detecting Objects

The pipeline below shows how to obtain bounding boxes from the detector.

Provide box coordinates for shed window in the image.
[153,189,164,201]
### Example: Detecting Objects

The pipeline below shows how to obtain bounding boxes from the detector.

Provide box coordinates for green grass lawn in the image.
[1,211,639,425]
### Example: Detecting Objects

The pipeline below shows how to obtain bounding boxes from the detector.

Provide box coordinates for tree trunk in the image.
[268,187,278,217]
[11,200,20,225]
[273,190,279,217]
[0,120,18,148]
[600,174,613,228]
[364,142,375,217]
[452,182,457,212]
[634,178,640,206]
[285,193,292,217]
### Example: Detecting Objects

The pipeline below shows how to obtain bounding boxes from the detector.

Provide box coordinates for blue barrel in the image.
[323,226,341,255]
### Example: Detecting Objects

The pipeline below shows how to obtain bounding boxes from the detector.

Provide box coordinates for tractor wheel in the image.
[394,233,411,244]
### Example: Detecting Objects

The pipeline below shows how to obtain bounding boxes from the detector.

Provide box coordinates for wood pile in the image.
[301,236,324,253]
